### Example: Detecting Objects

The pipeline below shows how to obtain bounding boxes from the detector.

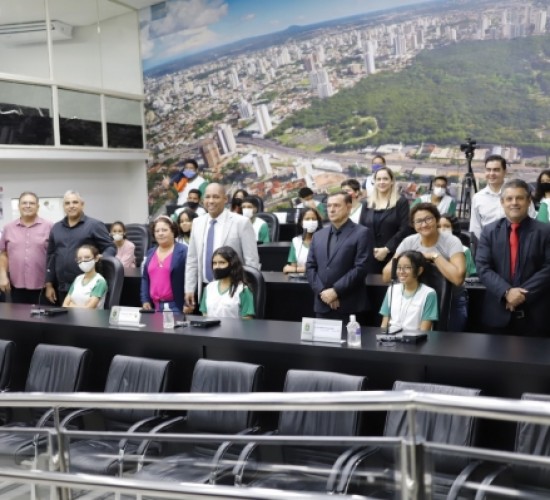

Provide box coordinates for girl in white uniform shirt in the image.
[199,246,255,319]
[380,250,438,331]
[282,208,324,274]
[63,245,107,309]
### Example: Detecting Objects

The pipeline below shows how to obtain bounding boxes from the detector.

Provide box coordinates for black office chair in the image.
[134,359,263,485]
[234,369,367,493]
[256,212,280,242]
[125,223,151,267]
[421,262,452,332]
[337,380,481,497]
[65,355,172,476]
[449,392,550,499]
[0,340,15,392]
[0,344,91,466]
[249,195,264,213]
[101,255,124,309]
[243,265,266,319]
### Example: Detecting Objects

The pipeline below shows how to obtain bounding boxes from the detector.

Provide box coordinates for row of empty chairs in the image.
[1,339,550,498]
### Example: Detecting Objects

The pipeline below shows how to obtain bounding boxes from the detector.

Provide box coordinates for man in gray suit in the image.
[184,183,260,309]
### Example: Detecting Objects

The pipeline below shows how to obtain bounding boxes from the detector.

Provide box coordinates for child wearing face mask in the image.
[241,196,270,244]
[199,246,254,319]
[413,176,456,216]
[110,221,136,269]
[62,245,107,309]
[283,208,322,274]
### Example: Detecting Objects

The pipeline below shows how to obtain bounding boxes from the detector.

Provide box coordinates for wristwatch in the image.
[432,253,440,262]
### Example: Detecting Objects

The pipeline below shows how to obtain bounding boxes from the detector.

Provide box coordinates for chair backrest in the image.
[0,340,15,391]
[249,195,264,213]
[256,212,280,242]
[101,255,124,309]
[459,230,471,248]
[513,393,550,488]
[25,344,91,394]
[102,355,172,426]
[125,223,151,267]
[243,265,266,319]
[420,263,452,332]
[187,359,263,433]
[278,370,366,437]
[385,381,481,472]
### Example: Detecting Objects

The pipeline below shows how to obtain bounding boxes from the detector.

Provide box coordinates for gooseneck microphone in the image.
[385,258,402,335]
[30,254,67,316]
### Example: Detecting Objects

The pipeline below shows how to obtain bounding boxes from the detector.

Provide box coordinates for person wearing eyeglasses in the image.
[382,202,467,331]
[380,251,438,331]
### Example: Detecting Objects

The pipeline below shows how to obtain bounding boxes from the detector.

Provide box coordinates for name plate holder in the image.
[300,317,343,344]
[109,306,145,328]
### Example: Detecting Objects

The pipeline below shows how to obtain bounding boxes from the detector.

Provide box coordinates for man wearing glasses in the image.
[0,192,53,304]
[382,202,467,331]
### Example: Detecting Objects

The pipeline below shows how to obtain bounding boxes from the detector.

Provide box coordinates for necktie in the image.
[510,223,520,280]
[328,229,339,258]
[205,219,217,282]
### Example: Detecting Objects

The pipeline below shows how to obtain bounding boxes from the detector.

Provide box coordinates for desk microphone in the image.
[30,254,63,316]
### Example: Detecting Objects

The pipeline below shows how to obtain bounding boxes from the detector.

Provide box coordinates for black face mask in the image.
[213,267,231,280]
[540,183,550,193]
[186,201,199,210]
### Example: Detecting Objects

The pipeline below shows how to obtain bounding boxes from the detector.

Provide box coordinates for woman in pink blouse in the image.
[110,221,136,268]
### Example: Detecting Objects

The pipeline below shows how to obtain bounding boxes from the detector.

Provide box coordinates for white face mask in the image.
[302,220,318,233]
[112,233,124,242]
[242,208,254,219]
[432,186,446,198]
[439,228,453,234]
[78,260,96,273]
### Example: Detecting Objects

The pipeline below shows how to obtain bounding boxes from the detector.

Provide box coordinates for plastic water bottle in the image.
[346,314,361,347]
[163,303,175,329]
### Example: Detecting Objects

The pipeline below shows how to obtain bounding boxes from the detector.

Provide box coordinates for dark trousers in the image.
[10,287,43,305]
[486,310,542,337]
[316,310,367,324]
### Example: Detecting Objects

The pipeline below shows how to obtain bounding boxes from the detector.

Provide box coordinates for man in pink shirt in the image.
[0,192,53,304]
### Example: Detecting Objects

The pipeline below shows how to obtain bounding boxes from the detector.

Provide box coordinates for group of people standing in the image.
[1,153,549,337]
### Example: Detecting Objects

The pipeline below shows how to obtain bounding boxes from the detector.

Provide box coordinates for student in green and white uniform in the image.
[412,175,457,216]
[63,244,107,309]
[380,250,438,331]
[438,213,477,277]
[341,178,365,224]
[283,208,324,274]
[535,170,550,223]
[199,246,255,319]
[242,196,270,244]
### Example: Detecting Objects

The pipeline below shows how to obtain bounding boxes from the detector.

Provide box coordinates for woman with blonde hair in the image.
[360,166,412,273]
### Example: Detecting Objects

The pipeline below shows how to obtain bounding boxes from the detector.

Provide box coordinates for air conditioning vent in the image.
[0,20,73,45]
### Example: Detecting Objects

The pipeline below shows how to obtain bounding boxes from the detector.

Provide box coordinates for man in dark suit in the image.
[306,192,372,321]
[476,179,550,336]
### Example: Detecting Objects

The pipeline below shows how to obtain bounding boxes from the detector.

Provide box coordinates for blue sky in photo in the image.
[140,0,436,69]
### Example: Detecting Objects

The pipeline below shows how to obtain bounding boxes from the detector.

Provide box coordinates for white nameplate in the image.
[300,317,343,343]
[109,306,144,328]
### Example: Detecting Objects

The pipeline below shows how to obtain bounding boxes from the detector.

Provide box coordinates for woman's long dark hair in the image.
[534,169,550,203]
[211,246,248,297]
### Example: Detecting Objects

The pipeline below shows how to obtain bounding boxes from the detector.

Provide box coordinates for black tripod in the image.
[458,138,478,220]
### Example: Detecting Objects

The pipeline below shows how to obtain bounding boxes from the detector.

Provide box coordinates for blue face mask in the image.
[183,169,196,179]
[372,163,384,173]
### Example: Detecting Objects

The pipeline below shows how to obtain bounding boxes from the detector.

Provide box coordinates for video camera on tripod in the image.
[458,137,478,219]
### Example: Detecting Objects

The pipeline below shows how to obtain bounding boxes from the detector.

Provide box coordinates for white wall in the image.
[0,157,148,228]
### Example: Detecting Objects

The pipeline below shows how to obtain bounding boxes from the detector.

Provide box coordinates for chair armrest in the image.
[447,461,493,500]
[209,426,260,485]
[233,430,276,486]
[136,415,187,459]
[326,445,365,493]
[336,446,381,493]
[474,464,509,500]
[60,408,99,428]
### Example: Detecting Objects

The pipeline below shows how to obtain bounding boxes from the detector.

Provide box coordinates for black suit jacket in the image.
[306,220,372,314]
[359,196,412,272]
[476,217,550,331]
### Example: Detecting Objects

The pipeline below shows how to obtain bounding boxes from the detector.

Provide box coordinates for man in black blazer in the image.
[306,192,372,321]
[476,179,550,336]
